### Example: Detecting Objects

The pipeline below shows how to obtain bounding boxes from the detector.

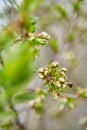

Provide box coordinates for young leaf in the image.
[21,0,43,14]
[3,44,36,89]
[55,5,68,19]
[0,28,14,51]
[12,91,36,104]
[73,1,82,14]
[49,39,59,52]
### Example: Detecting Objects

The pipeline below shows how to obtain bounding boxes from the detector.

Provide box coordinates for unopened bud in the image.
[62,84,66,88]
[38,32,51,40]
[59,71,67,80]
[55,81,61,88]
[59,77,66,83]
[38,73,44,79]
[29,33,34,41]
[59,67,67,72]
[44,70,48,75]
[61,97,67,104]
[28,100,35,107]
[39,68,44,73]
[66,82,73,88]
[51,61,59,68]
[53,90,58,99]
[35,97,41,103]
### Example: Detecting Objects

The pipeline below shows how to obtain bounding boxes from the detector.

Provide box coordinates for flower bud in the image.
[51,61,59,68]
[66,82,73,88]
[59,77,66,83]
[38,32,51,40]
[28,100,35,107]
[38,73,44,79]
[55,81,61,88]
[59,67,67,72]
[61,97,67,104]
[35,97,41,103]
[39,68,44,73]
[59,71,67,80]
[62,83,66,88]
[44,70,48,76]
[53,90,58,99]
[28,33,34,41]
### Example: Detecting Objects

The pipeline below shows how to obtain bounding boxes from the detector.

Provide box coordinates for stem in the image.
[8,97,26,130]
[0,52,4,66]
[61,93,77,99]
[61,92,87,104]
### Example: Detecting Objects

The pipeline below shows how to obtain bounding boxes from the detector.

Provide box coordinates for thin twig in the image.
[61,92,87,104]
[8,97,26,130]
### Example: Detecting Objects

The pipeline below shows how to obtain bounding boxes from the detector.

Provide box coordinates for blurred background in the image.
[0,0,87,130]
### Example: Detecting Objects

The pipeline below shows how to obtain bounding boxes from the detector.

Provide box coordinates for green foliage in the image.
[49,39,59,52]
[0,0,51,127]
[19,0,43,32]
[73,1,82,14]
[77,88,87,98]
[59,96,76,110]
[65,32,76,43]
[0,28,15,51]
[0,0,87,130]
[21,0,43,13]
[28,89,46,114]
[3,45,35,86]
[67,97,76,109]
[13,90,36,104]
[30,18,39,33]
[55,5,68,19]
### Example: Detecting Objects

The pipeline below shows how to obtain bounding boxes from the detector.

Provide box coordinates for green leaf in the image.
[35,103,44,113]
[19,0,43,31]
[3,44,36,91]
[0,110,15,120]
[13,91,36,104]
[65,32,76,43]
[49,39,59,52]
[55,5,68,19]
[73,1,82,14]
[30,18,39,33]
[80,91,87,98]
[21,0,43,15]
[30,25,36,33]
[0,28,14,51]
[32,38,47,45]
[67,97,76,109]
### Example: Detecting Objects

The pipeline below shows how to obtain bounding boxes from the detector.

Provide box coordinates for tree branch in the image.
[8,97,26,130]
